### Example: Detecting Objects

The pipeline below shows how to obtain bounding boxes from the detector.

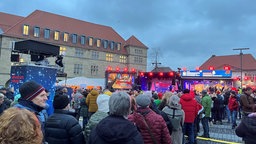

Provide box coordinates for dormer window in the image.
[54,31,60,41]
[103,40,108,48]
[88,37,93,46]
[33,27,40,37]
[44,29,50,39]
[72,34,77,44]
[81,36,86,45]
[110,41,115,50]
[64,32,69,42]
[96,39,101,47]
[117,43,121,51]
[23,24,29,35]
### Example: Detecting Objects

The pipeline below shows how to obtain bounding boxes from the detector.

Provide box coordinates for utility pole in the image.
[233,48,250,88]
[152,51,161,69]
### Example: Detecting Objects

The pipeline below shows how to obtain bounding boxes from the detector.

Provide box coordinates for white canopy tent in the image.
[57,77,105,89]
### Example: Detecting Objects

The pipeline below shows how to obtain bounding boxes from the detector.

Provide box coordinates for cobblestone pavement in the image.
[196,119,243,144]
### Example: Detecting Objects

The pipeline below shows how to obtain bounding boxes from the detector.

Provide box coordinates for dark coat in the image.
[128,107,171,144]
[88,115,143,144]
[236,116,256,144]
[0,103,8,114]
[45,109,85,144]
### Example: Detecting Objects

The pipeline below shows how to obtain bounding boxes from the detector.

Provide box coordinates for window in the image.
[72,34,77,43]
[96,39,101,47]
[60,46,66,55]
[91,65,98,76]
[134,56,143,63]
[110,41,115,50]
[44,29,50,39]
[75,48,84,57]
[23,25,29,35]
[135,49,143,54]
[103,40,108,48]
[106,53,113,62]
[119,55,127,63]
[33,27,40,37]
[74,64,83,74]
[91,51,99,59]
[117,43,121,51]
[64,32,69,42]
[81,36,86,45]
[54,31,60,40]
[89,37,93,46]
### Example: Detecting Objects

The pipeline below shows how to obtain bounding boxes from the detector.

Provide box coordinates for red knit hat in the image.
[19,81,45,101]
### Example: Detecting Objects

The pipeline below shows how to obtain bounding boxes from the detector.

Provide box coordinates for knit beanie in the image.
[53,92,70,109]
[136,94,151,108]
[96,94,110,112]
[19,81,45,101]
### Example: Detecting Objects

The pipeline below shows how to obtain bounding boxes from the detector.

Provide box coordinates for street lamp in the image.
[233,48,250,88]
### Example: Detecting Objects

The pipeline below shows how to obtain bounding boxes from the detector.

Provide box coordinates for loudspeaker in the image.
[11,54,19,62]
[31,55,44,62]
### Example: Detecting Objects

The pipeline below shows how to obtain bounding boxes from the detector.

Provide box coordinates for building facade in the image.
[0,10,148,86]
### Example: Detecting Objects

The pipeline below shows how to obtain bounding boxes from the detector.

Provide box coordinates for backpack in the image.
[169,108,182,131]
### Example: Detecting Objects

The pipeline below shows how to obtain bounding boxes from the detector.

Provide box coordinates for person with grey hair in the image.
[162,95,185,144]
[88,91,143,144]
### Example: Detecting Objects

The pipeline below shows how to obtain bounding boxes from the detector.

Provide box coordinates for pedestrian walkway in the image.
[197,119,243,144]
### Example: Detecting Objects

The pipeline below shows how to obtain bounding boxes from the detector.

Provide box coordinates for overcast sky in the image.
[1,0,256,71]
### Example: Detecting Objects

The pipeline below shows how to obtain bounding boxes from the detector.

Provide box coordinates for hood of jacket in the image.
[180,93,193,101]
[90,89,99,96]
[96,115,138,143]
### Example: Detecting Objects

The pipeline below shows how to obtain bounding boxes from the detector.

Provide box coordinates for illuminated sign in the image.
[181,70,232,78]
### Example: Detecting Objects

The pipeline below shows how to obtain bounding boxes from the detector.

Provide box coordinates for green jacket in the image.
[201,95,212,117]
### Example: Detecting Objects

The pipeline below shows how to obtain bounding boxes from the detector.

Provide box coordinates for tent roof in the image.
[58,77,105,88]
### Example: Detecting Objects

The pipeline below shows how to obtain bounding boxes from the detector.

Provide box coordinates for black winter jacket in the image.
[45,109,85,144]
[235,116,256,144]
[88,115,143,144]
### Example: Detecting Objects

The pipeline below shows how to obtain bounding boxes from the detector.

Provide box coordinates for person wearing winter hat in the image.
[45,92,85,144]
[128,94,172,144]
[85,94,110,141]
[14,81,48,138]
[162,95,185,144]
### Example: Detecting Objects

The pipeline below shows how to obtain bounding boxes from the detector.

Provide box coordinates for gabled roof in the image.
[125,35,148,49]
[0,12,23,32]
[151,67,172,72]
[200,54,256,71]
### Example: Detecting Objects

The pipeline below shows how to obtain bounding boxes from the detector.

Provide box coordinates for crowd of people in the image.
[0,81,256,144]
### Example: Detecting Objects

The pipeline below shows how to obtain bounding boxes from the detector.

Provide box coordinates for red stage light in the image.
[116,67,120,71]
[244,76,249,80]
[131,68,136,72]
[196,67,200,71]
[149,72,153,76]
[107,66,112,71]
[209,66,214,70]
[224,66,230,70]
[124,67,128,72]
[140,72,144,76]
[169,72,174,76]
[159,72,163,76]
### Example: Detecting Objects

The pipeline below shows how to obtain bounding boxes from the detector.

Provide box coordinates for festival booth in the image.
[180,70,233,92]
[57,77,105,90]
